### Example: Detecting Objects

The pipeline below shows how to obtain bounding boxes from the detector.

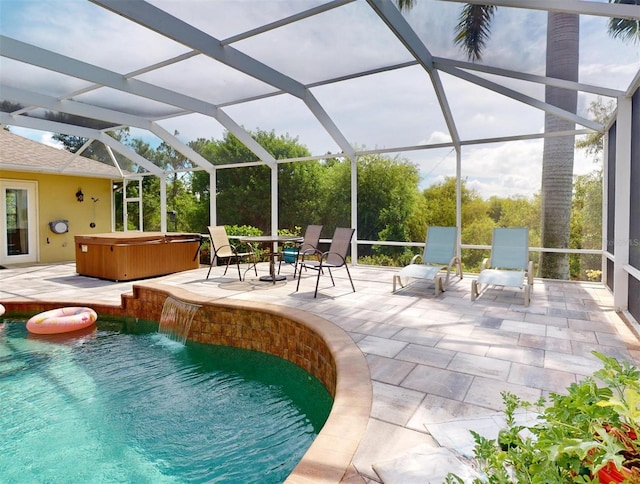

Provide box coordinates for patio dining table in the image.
[239,235,303,283]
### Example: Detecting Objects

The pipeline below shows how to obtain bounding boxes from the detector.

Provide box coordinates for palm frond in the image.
[395,0,416,12]
[608,0,640,43]
[454,4,496,62]
[608,0,640,44]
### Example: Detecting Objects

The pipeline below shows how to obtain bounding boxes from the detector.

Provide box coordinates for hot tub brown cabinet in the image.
[75,232,201,281]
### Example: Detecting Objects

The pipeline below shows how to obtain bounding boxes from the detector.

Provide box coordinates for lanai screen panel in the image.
[629,87,640,321]
[630,277,640,323]
[630,88,640,270]
[606,121,617,292]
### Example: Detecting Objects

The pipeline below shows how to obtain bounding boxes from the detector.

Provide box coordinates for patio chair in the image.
[278,224,323,277]
[392,226,462,295]
[205,226,257,281]
[471,227,534,306]
[296,227,355,298]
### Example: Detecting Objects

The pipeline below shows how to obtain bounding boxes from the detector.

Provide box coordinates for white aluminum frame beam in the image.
[91,0,356,159]
[613,95,632,311]
[3,86,222,175]
[0,35,278,169]
[3,85,145,130]
[221,0,356,45]
[0,112,164,176]
[439,64,603,131]
[149,125,216,175]
[368,0,461,148]
[433,57,624,99]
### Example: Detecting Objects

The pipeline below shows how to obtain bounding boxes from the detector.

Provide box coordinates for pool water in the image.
[0,320,333,483]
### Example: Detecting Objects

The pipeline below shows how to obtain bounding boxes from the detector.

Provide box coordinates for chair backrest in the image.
[326,227,355,266]
[489,227,529,270]
[422,226,457,265]
[207,226,234,258]
[300,224,323,254]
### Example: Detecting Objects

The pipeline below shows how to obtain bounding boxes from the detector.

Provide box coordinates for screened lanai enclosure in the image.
[1,0,639,322]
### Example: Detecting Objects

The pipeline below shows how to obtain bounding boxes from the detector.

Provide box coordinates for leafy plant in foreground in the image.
[453,352,640,483]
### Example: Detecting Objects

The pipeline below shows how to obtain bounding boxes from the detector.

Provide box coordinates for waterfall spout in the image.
[158,297,201,344]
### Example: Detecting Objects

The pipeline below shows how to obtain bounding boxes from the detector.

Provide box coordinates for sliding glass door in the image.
[1,180,37,265]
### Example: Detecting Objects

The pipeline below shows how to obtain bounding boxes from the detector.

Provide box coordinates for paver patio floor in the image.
[1,262,638,482]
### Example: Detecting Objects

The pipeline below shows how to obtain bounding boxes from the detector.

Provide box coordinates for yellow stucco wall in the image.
[2,171,114,263]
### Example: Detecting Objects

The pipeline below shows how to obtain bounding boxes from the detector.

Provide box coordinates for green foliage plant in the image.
[277,226,302,238]
[198,237,211,265]
[224,224,263,260]
[454,351,640,483]
[586,270,603,282]
[357,254,399,267]
[277,226,302,252]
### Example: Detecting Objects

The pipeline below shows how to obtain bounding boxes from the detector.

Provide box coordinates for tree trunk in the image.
[540,12,579,279]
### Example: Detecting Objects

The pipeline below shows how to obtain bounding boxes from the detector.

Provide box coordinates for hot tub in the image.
[75,232,200,281]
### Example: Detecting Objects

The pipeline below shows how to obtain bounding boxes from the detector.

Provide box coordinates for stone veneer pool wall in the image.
[2,281,372,483]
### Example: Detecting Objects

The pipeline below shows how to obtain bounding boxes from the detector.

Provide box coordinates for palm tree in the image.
[398,0,638,280]
[538,12,579,279]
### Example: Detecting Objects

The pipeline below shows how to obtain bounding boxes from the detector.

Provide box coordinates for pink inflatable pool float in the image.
[26,307,97,334]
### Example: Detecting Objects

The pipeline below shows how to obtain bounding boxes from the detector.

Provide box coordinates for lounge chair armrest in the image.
[481,257,490,270]
[232,242,256,255]
[300,248,322,262]
[448,256,463,279]
[321,250,347,265]
[410,254,423,265]
[299,243,315,253]
[215,243,235,255]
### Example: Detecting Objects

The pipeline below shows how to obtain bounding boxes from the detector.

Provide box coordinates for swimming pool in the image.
[0,320,333,483]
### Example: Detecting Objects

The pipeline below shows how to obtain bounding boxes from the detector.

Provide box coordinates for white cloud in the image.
[459,141,543,197]
[6,127,63,149]
[40,132,64,149]
[424,131,452,145]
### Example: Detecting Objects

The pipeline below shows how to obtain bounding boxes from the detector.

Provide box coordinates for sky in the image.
[2,0,639,199]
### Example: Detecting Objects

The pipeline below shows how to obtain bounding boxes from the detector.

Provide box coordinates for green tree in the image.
[575,97,617,160]
[51,122,132,166]
[278,159,325,232]
[570,97,616,280]
[318,157,352,236]
[358,154,421,257]
[420,176,488,229]
[571,171,603,279]
[192,129,318,233]
[490,195,541,244]
[419,177,495,270]
[149,135,199,232]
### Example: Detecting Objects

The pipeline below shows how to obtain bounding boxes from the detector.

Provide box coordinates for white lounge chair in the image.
[471,227,534,306]
[393,226,462,295]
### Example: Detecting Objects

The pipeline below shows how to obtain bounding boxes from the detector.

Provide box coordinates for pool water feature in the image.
[0,321,333,483]
[158,296,201,344]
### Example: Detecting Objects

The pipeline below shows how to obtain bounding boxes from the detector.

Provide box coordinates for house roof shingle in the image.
[0,129,124,179]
